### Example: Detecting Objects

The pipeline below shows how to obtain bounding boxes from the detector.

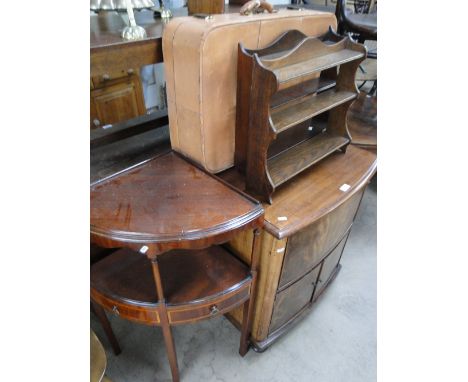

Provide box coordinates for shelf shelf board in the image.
[270,49,364,90]
[268,133,349,187]
[91,246,251,306]
[271,90,357,134]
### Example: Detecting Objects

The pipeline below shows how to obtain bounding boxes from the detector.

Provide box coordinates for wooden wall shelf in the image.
[235,28,366,203]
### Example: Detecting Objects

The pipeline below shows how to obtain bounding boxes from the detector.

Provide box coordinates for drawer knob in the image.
[93,118,100,127]
[102,74,110,81]
[210,305,219,315]
[112,306,120,316]
[127,68,134,75]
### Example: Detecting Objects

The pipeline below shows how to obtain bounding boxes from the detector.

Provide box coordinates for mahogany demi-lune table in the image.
[90,151,264,382]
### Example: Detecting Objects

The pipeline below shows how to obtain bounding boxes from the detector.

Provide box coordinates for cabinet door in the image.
[90,78,145,128]
[269,266,320,334]
[279,188,364,288]
[313,233,349,300]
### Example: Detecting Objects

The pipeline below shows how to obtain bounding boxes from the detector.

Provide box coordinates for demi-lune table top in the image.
[90,152,263,256]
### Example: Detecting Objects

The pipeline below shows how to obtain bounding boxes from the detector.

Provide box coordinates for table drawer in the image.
[168,282,251,325]
[269,266,320,334]
[279,188,364,288]
[91,288,160,325]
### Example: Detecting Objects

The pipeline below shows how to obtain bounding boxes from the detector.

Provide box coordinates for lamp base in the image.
[121,25,147,41]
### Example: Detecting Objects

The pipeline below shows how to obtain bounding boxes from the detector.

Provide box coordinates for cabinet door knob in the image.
[102,74,110,81]
[93,118,100,127]
[210,305,219,315]
[127,68,134,75]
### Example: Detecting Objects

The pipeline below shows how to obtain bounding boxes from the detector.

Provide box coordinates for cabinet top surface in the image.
[90,152,263,244]
[221,145,376,239]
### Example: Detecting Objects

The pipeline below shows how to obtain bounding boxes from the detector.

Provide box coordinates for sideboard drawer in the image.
[269,266,321,333]
[278,188,364,288]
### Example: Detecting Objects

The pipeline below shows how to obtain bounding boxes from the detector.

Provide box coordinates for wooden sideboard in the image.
[90,70,146,129]
[90,9,172,130]
[222,144,376,351]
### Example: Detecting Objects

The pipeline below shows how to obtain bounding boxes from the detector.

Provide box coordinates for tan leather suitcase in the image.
[163,9,337,173]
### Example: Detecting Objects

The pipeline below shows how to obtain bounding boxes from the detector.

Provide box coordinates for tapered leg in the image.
[91,301,121,355]
[239,229,261,357]
[160,312,180,382]
[239,298,254,356]
[151,258,180,382]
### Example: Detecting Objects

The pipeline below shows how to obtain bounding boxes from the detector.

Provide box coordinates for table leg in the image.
[91,300,122,356]
[151,258,180,382]
[239,229,261,356]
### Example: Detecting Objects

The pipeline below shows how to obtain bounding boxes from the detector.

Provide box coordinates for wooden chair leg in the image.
[91,301,121,356]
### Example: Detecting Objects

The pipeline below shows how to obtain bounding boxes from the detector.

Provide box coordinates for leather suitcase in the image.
[163,9,337,173]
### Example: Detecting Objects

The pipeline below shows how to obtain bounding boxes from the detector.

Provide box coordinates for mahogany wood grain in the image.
[252,265,342,352]
[91,247,250,307]
[269,266,320,333]
[221,145,375,348]
[264,145,375,238]
[221,145,376,239]
[313,234,349,300]
[90,151,263,257]
[278,216,355,290]
[90,151,264,381]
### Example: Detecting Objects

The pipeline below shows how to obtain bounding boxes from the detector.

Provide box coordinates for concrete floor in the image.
[91,175,377,382]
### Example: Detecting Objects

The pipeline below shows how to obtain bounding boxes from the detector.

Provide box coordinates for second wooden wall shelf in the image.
[235,28,367,203]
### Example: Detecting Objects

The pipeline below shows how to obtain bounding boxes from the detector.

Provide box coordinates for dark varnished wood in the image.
[91,151,263,381]
[235,28,341,175]
[251,264,342,353]
[237,30,366,202]
[91,247,251,310]
[221,145,375,350]
[278,214,355,290]
[269,265,320,333]
[221,145,376,239]
[271,90,356,133]
[235,29,308,174]
[91,151,263,257]
[313,235,349,300]
[268,132,349,187]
